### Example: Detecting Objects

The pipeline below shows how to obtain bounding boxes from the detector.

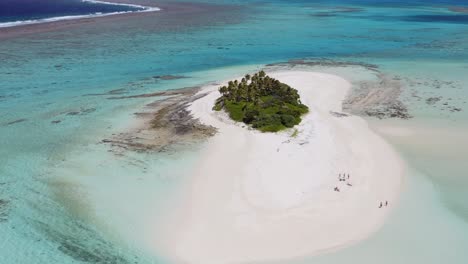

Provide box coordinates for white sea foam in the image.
[0,1,160,29]
[82,0,160,11]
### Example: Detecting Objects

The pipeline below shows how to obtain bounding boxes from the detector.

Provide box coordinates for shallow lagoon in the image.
[1,0,468,263]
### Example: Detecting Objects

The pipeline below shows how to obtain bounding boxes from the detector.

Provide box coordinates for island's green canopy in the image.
[213,71,309,132]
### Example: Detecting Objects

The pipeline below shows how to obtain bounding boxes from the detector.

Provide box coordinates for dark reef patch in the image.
[0,199,9,223]
[63,108,97,116]
[330,111,350,118]
[2,118,27,127]
[413,40,458,49]
[102,86,216,153]
[107,86,197,100]
[426,96,442,105]
[29,179,138,263]
[310,6,364,17]
[403,14,468,24]
[311,12,338,17]
[81,108,96,115]
[35,219,133,263]
[344,74,412,120]
[360,14,468,25]
[405,76,464,116]
[266,59,379,72]
[83,88,127,97]
[153,75,188,81]
[449,6,468,14]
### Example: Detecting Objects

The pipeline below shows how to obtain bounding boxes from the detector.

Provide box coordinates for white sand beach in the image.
[157,71,405,263]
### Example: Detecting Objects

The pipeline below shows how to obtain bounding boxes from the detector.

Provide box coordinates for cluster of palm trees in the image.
[218,71,302,105]
[215,71,308,132]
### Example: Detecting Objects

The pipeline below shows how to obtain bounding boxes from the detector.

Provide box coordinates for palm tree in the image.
[219,86,228,97]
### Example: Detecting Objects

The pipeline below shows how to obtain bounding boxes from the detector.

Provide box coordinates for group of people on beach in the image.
[334,173,352,192]
[379,201,389,208]
[333,173,390,209]
[339,173,349,181]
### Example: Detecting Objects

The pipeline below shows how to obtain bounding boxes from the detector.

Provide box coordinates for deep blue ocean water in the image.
[1,0,468,263]
[0,0,143,24]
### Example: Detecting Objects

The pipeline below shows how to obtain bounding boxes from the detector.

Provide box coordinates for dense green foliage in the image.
[213,71,309,132]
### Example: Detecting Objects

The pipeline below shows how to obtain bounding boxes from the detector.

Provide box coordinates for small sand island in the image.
[157,70,404,264]
[213,71,309,132]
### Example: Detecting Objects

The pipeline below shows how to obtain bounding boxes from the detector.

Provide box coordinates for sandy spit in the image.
[156,71,405,263]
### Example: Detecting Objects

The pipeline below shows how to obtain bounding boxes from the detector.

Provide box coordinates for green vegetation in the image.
[213,71,309,132]
[291,128,299,138]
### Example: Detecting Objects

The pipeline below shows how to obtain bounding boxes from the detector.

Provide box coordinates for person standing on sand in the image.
[385,201,388,206]
[379,202,383,208]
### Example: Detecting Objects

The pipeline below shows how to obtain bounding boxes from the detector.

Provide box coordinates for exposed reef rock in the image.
[107,87,196,100]
[266,59,380,72]
[102,87,216,153]
[330,111,350,118]
[343,73,412,119]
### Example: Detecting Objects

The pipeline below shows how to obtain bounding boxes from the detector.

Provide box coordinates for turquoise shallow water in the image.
[1,0,468,263]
